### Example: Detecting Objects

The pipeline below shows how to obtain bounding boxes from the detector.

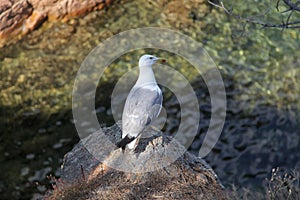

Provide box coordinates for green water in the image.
[0,0,300,199]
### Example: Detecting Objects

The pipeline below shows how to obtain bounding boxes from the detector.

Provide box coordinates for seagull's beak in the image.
[157,58,166,63]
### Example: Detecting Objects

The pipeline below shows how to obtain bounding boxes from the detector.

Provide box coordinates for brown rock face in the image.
[47,0,105,21]
[0,0,111,47]
[23,10,47,34]
[0,0,33,38]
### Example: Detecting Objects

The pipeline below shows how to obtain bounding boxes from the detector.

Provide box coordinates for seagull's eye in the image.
[149,57,153,60]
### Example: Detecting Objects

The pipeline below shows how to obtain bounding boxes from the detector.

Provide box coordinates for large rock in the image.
[45,123,227,199]
[0,0,113,47]
[0,0,33,43]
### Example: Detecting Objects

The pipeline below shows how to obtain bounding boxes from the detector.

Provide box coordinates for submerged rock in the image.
[45,123,227,199]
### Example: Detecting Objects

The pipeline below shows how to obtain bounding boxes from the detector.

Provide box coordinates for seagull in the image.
[116,55,164,151]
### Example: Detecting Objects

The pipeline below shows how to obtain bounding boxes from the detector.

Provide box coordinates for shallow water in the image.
[0,0,300,199]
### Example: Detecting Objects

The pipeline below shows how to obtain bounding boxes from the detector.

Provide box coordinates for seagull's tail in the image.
[116,135,136,150]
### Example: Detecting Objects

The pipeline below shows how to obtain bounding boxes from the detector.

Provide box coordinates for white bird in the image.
[117,55,164,150]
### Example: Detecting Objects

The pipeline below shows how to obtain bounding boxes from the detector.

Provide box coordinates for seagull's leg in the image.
[132,134,143,153]
[150,140,156,149]
[149,125,163,148]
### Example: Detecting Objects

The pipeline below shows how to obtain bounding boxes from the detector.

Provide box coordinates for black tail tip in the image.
[116,135,135,151]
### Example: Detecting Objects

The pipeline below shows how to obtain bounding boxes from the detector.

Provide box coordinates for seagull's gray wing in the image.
[122,83,162,138]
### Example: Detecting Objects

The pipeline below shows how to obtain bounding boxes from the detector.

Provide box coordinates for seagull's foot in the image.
[150,140,156,149]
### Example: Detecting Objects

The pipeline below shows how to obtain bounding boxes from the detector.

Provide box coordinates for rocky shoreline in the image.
[0,0,114,47]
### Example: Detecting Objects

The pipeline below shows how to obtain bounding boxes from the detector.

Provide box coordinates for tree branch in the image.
[208,0,300,29]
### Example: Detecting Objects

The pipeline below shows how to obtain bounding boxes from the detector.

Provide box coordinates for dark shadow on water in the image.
[0,103,80,199]
[187,72,300,191]
[0,81,117,199]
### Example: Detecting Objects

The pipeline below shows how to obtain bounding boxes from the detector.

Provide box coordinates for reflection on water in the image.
[0,0,300,199]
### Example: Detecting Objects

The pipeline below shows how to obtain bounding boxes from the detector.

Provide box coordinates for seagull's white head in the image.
[138,55,159,68]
